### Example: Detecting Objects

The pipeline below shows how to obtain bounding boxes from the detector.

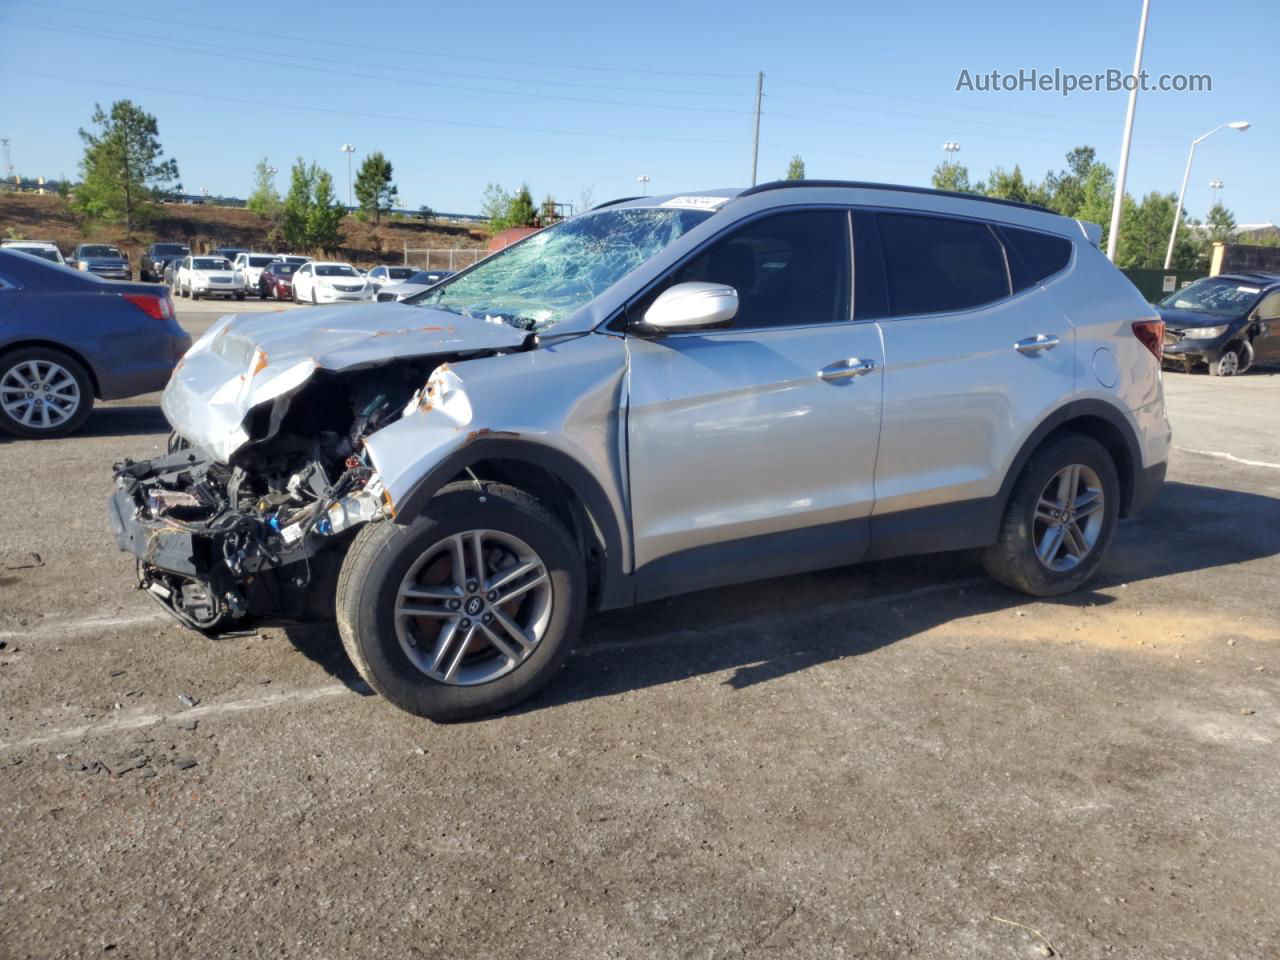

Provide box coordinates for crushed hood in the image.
[162,302,528,462]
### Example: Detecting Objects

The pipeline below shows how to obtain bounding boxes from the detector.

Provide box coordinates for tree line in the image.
[931,146,1243,270]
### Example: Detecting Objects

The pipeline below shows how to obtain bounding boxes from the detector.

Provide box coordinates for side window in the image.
[667,209,850,329]
[1254,291,1280,320]
[876,212,1011,317]
[1002,226,1073,290]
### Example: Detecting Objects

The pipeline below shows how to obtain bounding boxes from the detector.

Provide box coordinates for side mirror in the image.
[642,281,738,332]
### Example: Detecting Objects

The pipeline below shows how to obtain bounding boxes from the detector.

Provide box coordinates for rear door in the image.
[1252,290,1280,363]
[864,210,1076,536]
[625,208,884,598]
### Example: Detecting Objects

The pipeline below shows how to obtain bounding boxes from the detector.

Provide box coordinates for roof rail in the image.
[739,179,1052,214]
[591,196,644,211]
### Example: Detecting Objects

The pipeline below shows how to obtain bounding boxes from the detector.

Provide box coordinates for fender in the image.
[391,437,634,609]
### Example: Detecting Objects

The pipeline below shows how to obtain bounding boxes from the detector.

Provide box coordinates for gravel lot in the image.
[1,305,1277,959]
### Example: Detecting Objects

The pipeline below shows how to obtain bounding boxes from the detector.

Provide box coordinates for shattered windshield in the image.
[1160,278,1262,318]
[412,207,713,331]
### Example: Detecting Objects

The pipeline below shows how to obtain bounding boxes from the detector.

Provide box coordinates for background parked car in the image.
[68,244,131,280]
[140,242,190,282]
[163,257,183,292]
[0,240,66,265]
[291,261,373,304]
[213,246,248,263]
[0,249,190,438]
[375,269,455,302]
[274,255,312,266]
[176,255,245,300]
[1159,272,1280,376]
[232,252,281,292]
[258,260,301,300]
[365,265,418,290]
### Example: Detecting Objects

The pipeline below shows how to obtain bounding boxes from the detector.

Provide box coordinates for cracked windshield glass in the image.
[412,206,712,331]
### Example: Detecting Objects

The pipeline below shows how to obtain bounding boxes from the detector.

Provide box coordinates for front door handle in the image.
[819,358,877,381]
[1014,334,1060,354]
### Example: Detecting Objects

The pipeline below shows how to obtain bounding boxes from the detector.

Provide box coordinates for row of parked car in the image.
[0,240,454,304]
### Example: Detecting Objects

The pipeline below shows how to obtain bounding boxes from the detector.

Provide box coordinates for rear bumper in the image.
[1130,460,1167,516]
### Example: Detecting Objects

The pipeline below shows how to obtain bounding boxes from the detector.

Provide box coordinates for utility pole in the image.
[1,138,12,182]
[340,144,355,207]
[1106,0,1149,262]
[750,71,764,187]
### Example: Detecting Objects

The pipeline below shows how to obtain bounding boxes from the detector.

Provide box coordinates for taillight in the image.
[1132,319,1165,360]
[123,292,174,321]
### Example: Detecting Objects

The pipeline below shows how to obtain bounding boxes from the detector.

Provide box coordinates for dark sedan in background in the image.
[1159,272,1280,376]
[69,244,132,281]
[0,250,190,438]
[258,260,301,300]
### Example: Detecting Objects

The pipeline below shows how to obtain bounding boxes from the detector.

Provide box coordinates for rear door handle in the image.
[1014,334,1060,354]
[819,358,877,381]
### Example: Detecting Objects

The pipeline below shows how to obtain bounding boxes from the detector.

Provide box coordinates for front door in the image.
[625,208,884,600]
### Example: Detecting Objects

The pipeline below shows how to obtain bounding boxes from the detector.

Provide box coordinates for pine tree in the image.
[353,151,398,224]
[282,159,316,250]
[76,100,178,230]
[307,170,345,254]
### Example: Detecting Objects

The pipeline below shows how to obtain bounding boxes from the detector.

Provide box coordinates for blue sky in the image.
[1,0,1277,224]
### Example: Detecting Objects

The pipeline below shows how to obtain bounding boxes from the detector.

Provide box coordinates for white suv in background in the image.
[232,252,281,291]
[112,181,1170,721]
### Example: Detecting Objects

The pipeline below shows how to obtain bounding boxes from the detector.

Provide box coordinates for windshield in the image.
[248,255,277,267]
[409,271,451,284]
[414,207,713,330]
[271,263,299,276]
[80,245,122,258]
[387,267,415,280]
[1160,277,1263,318]
[11,246,60,262]
[316,264,359,277]
[193,258,231,270]
[155,244,188,255]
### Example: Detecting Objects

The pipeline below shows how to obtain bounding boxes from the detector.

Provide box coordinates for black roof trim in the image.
[1220,271,1280,284]
[591,196,645,211]
[739,179,1052,214]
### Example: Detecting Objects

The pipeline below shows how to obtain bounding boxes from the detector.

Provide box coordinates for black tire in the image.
[981,433,1119,597]
[1208,342,1250,377]
[235,292,245,301]
[311,287,318,305]
[0,346,95,439]
[336,482,587,721]
[191,288,200,301]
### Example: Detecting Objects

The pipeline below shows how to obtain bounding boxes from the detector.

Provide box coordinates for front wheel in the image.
[336,482,587,721]
[1209,342,1251,377]
[981,434,1119,597]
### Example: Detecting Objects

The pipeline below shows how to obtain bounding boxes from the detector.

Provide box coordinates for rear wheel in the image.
[982,434,1119,596]
[0,347,94,439]
[336,482,587,721]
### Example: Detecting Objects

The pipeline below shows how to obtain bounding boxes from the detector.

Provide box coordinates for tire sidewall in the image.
[341,485,586,720]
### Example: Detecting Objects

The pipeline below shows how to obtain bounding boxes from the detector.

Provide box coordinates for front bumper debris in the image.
[109,446,386,631]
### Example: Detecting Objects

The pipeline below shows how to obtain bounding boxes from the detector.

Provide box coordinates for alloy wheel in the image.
[0,358,81,430]
[1217,350,1239,376]
[1033,464,1105,571]
[394,529,553,686]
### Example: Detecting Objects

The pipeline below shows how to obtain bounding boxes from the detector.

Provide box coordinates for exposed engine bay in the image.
[110,356,484,631]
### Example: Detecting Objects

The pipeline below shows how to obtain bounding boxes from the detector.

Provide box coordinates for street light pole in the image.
[750,71,763,187]
[942,141,960,163]
[1106,0,1150,262]
[636,174,650,196]
[340,144,355,207]
[1164,122,1249,269]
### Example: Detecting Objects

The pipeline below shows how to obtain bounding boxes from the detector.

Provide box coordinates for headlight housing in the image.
[1183,325,1228,339]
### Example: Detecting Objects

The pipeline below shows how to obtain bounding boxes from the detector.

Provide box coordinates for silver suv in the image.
[109,181,1171,720]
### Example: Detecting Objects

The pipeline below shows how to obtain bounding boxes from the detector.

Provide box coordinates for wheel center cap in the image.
[464,596,485,616]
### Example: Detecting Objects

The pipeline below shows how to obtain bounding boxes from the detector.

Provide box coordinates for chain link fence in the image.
[402,246,488,270]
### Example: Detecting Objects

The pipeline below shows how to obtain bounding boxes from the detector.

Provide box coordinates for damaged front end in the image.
[108,305,531,632]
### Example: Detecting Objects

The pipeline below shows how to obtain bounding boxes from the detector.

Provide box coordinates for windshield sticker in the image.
[1237,286,1260,294]
[660,195,730,211]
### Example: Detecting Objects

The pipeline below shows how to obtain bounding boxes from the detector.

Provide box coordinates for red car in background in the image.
[258,261,301,300]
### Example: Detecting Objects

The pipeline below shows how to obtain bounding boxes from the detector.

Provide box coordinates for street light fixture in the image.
[1209,178,1224,210]
[636,174,650,196]
[1164,121,1249,269]
[340,144,356,207]
[942,141,961,161]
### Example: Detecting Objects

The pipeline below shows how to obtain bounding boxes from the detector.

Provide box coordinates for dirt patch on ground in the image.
[0,191,486,268]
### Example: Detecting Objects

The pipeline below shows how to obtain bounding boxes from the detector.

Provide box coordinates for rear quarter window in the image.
[1001,226,1073,290]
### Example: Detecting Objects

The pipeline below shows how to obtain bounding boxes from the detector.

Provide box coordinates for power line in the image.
[4,0,754,80]
[0,67,753,149]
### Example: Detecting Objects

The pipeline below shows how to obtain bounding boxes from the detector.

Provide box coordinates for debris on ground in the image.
[177,694,199,708]
[2,551,44,570]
